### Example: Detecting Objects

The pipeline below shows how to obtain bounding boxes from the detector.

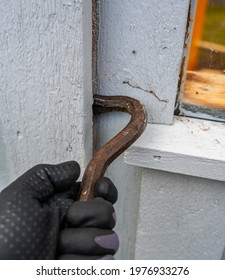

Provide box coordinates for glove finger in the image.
[58,228,119,256]
[50,182,81,208]
[48,182,82,223]
[95,177,118,204]
[65,197,116,229]
[58,254,114,260]
[42,161,80,192]
[1,161,80,203]
[24,161,80,202]
[63,182,81,200]
[48,196,74,223]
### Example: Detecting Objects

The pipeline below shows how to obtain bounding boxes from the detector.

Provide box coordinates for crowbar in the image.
[78,94,147,201]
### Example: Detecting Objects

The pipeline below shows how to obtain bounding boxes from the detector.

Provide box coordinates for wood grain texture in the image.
[97,0,191,124]
[95,0,192,259]
[135,169,225,259]
[0,0,92,188]
[183,70,225,109]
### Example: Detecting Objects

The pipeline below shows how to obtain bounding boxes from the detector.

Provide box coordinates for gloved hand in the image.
[0,161,119,260]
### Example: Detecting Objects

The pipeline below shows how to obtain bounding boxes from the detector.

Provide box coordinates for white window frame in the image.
[125,115,225,182]
[123,0,225,182]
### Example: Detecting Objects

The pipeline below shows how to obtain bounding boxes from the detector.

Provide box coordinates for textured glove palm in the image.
[0,161,119,260]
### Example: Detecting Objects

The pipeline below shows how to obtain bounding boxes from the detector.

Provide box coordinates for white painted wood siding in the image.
[96,0,192,259]
[98,0,191,124]
[135,169,225,259]
[0,0,92,189]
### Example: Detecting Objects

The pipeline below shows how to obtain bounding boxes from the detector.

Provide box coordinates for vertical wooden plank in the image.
[135,169,225,259]
[0,0,92,189]
[96,0,192,259]
[98,0,191,124]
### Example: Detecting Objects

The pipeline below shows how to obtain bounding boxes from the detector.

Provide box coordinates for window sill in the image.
[124,116,225,182]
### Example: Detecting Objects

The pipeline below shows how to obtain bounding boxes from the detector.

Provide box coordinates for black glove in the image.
[0,161,119,260]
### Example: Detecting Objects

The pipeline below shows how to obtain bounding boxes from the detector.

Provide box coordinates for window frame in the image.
[176,0,225,122]
[125,0,225,182]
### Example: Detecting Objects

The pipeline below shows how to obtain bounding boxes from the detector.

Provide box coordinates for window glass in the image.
[177,0,225,121]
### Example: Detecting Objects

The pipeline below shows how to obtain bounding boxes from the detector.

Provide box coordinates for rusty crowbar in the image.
[78,94,147,201]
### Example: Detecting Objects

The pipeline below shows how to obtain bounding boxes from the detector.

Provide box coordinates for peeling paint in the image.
[176,0,196,115]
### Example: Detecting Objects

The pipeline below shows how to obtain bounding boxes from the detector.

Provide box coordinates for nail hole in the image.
[17,131,22,139]
[153,155,161,160]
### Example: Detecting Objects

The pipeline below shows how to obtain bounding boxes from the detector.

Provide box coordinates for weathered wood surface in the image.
[183,70,225,109]
[97,0,191,124]
[0,0,92,189]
